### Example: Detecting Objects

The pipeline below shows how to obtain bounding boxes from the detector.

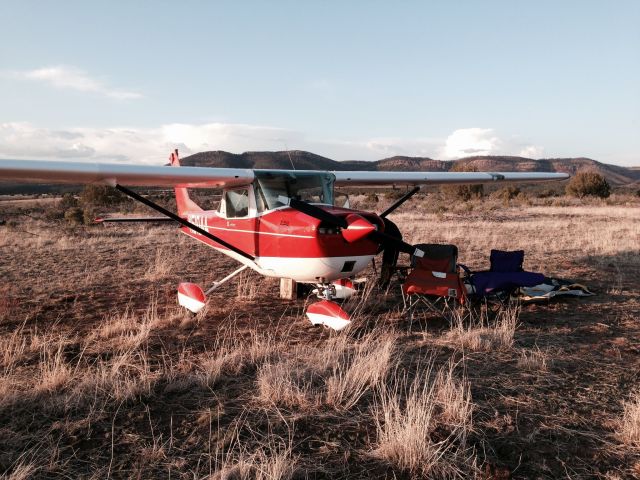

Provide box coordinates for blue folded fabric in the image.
[470,271,546,295]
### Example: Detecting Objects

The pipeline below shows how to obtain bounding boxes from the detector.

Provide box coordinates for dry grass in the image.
[372,360,476,478]
[34,344,74,394]
[88,301,160,351]
[517,346,549,372]
[256,332,397,411]
[618,391,640,449]
[144,247,175,281]
[1,199,638,477]
[325,333,396,409]
[211,433,299,480]
[444,303,519,352]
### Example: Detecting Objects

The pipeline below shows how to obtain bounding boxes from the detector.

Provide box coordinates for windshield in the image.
[254,171,335,211]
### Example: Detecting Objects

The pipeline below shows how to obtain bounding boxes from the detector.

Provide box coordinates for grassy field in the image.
[0,194,639,479]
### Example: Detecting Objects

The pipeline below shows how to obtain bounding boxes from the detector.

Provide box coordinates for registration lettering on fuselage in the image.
[187,214,209,234]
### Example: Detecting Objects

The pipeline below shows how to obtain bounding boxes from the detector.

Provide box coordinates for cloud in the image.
[441,128,501,159]
[0,122,545,164]
[0,122,300,164]
[440,128,543,159]
[13,66,142,100]
[518,144,544,158]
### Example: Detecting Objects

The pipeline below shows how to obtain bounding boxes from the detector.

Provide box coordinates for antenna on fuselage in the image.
[284,142,296,170]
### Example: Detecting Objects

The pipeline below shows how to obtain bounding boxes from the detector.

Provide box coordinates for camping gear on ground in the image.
[519,277,594,302]
[460,249,545,298]
[401,244,466,321]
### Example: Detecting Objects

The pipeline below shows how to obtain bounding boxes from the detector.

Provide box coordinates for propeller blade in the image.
[369,230,424,257]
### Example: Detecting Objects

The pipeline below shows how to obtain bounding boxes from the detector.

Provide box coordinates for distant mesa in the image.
[182,151,640,185]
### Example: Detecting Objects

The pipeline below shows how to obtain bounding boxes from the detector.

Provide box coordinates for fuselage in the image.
[181,204,383,283]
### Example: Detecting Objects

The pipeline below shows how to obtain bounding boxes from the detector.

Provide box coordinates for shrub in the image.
[365,192,379,204]
[82,207,97,226]
[565,171,610,198]
[63,207,84,225]
[80,184,122,207]
[492,186,520,201]
[59,193,79,210]
[441,164,483,201]
[536,188,559,199]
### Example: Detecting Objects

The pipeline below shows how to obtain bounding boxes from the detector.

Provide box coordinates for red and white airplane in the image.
[0,151,568,329]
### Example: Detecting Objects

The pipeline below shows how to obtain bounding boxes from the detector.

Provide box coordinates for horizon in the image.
[1,1,638,167]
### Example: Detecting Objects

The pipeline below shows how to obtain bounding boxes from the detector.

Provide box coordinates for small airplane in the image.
[0,151,569,329]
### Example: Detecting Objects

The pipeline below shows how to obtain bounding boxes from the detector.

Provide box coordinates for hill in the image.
[182,151,640,185]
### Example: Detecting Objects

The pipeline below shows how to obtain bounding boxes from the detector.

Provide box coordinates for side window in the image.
[224,189,249,218]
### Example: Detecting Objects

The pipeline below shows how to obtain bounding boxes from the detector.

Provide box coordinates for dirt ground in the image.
[0,195,638,479]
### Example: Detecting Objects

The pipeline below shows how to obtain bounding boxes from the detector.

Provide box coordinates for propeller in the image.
[277,196,423,258]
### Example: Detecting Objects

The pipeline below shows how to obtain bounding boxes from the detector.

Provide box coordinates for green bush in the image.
[565,171,610,198]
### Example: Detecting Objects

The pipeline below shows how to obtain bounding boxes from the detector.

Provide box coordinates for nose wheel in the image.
[306,283,352,331]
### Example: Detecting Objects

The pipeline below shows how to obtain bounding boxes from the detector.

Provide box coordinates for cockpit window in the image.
[254,171,335,212]
[224,188,249,218]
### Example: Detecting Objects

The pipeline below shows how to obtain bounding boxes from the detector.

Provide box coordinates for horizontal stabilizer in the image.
[94,216,176,223]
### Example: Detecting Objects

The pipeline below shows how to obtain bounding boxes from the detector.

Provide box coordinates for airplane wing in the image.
[0,159,254,188]
[0,159,568,188]
[332,171,569,186]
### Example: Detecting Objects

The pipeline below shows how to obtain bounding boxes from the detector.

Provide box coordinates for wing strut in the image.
[379,186,421,218]
[114,184,255,261]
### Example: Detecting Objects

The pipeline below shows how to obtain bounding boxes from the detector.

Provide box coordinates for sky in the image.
[1,0,638,166]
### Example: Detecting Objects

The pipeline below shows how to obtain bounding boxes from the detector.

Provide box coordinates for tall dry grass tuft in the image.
[197,327,281,390]
[372,361,475,478]
[144,247,174,281]
[517,346,549,372]
[1,460,40,480]
[256,332,397,411]
[235,271,261,300]
[445,302,519,352]
[35,344,74,394]
[618,391,640,449]
[325,333,397,410]
[87,299,164,352]
[1,326,28,370]
[210,423,299,480]
[256,360,314,409]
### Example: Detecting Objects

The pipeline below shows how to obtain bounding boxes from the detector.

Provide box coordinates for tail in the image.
[169,149,203,215]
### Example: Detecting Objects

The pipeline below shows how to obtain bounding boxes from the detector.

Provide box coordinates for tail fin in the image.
[169,149,203,215]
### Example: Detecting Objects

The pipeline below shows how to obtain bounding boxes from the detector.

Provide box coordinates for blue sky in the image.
[1,0,638,165]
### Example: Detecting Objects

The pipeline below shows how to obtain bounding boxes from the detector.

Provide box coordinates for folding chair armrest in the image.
[458,263,472,276]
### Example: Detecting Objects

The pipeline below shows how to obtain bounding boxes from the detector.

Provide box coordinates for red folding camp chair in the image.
[401,244,466,322]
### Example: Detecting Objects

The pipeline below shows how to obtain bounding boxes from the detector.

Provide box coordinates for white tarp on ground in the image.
[519,277,594,302]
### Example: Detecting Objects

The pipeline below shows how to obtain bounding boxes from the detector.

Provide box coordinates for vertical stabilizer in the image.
[169,149,203,215]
